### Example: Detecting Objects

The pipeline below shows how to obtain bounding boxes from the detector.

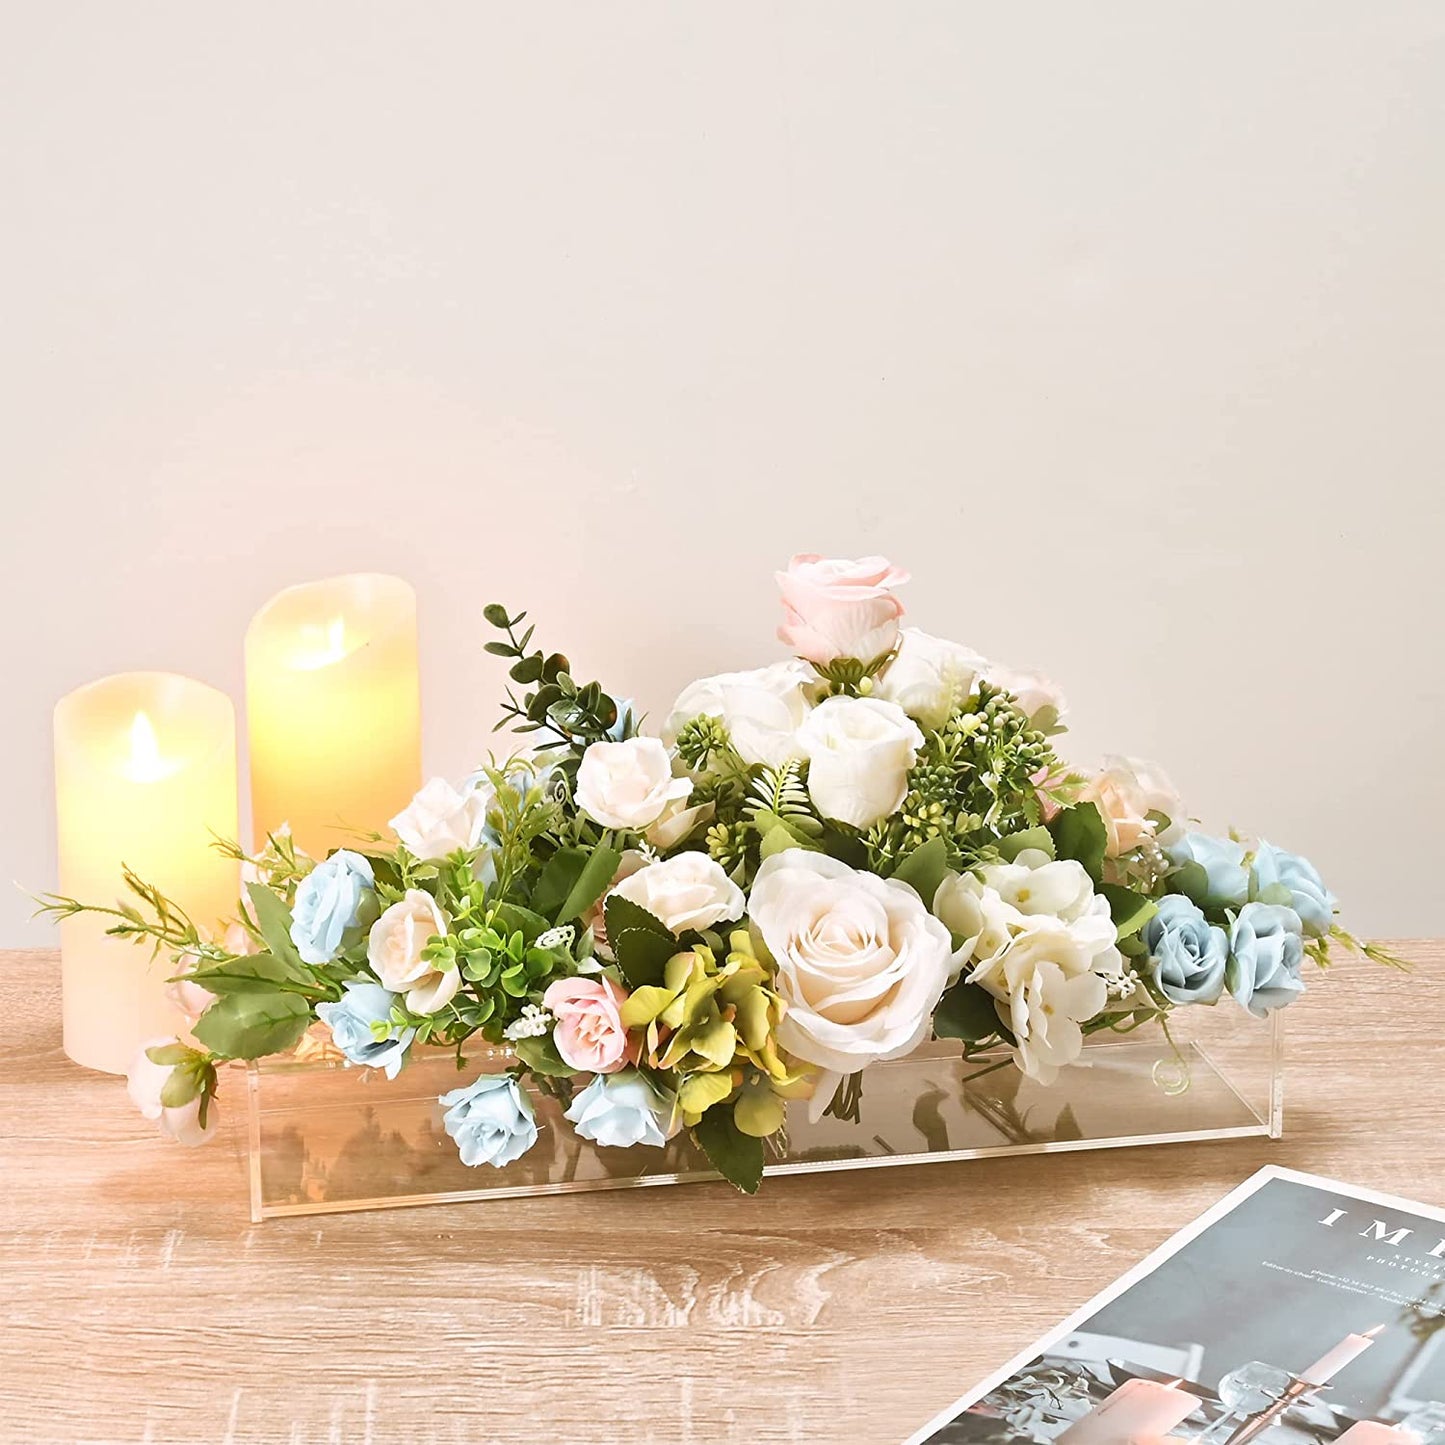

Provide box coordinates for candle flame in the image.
[123,711,180,783]
[291,616,352,671]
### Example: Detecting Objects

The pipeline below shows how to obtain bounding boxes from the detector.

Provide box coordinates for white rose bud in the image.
[389,777,492,859]
[367,890,459,1014]
[795,696,923,828]
[608,853,746,935]
[664,659,816,768]
[877,628,988,730]
[575,737,692,832]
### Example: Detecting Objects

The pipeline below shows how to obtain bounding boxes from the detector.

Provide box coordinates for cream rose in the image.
[748,850,953,1115]
[389,777,492,859]
[367,890,459,1014]
[664,659,816,768]
[876,628,988,730]
[1081,755,1183,857]
[795,695,923,828]
[575,737,692,832]
[608,853,746,935]
[776,554,909,666]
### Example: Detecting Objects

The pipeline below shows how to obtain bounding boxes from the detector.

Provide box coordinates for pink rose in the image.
[543,976,637,1074]
[1081,755,1183,858]
[776,554,909,666]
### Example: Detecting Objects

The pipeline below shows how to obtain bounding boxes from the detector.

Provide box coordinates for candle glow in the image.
[54,673,239,1073]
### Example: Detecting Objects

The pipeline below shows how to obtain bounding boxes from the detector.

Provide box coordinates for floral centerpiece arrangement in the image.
[41,556,1400,1193]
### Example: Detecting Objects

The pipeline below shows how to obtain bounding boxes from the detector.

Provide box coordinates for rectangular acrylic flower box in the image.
[242,1002,1284,1220]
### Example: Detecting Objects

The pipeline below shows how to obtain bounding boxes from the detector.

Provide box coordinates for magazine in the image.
[907,1167,1445,1445]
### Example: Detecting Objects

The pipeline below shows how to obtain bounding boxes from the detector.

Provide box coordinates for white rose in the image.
[609,853,746,935]
[877,628,988,730]
[665,659,816,768]
[1081,755,1184,857]
[575,737,693,831]
[126,1038,219,1147]
[985,664,1068,734]
[748,850,954,1116]
[795,696,923,828]
[389,777,492,859]
[367,890,459,1014]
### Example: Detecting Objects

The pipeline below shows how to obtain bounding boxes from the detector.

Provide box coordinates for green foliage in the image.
[1097,883,1158,940]
[889,837,949,906]
[863,684,1058,874]
[692,1102,765,1194]
[192,990,311,1060]
[512,1033,576,1078]
[185,951,330,999]
[933,980,1012,1045]
[530,844,622,924]
[485,605,632,752]
[1050,802,1107,884]
[997,827,1055,862]
[245,884,306,968]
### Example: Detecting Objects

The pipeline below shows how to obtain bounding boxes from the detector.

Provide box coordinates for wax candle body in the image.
[1057,1379,1199,1445]
[246,574,421,857]
[54,672,239,1073]
[1336,1424,1420,1445]
[1301,1330,1380,1385]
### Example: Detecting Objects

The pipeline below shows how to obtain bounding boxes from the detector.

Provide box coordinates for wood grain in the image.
[1,943,1438,1445]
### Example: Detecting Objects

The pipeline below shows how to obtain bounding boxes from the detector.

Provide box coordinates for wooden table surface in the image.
[2,943,1438,1445]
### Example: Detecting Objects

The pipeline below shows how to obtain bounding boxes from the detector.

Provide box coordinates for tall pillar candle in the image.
[246,573,421,858]
[54,672,240,1074]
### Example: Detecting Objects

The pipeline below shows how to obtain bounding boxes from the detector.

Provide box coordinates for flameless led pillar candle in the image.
[1057,1379,1199,1445]
[246,573,421,857]
[54,672,239,1074]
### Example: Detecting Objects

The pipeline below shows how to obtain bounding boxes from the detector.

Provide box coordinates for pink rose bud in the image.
[542,976,637,1075]
[776,554,909,666]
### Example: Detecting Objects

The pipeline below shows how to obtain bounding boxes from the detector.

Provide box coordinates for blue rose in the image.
[564,1070,676,1149]
[1228,901,1306,1018]
[289,850,377,964]
[439,1073,538,1167]
[1144,894,1229,1005]
[315,980,415,1078]
[1165,832,1250,909]
[1251,841,1336,940]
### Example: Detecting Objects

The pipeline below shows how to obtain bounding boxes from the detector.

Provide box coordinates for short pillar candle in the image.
[1057,1378,1199,1445]
[245,573,421,857]
[54,671,239,1073]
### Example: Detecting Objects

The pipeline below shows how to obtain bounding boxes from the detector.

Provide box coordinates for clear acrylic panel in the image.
[244,1004,1284,1220]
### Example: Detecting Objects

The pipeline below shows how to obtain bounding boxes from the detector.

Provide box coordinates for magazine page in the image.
[908,1167,1445,1445]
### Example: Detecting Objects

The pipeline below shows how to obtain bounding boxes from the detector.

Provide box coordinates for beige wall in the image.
[3,2,1442,944]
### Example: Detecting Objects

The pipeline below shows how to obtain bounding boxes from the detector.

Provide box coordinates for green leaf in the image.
[532,844,623,925]
[246,883,304,968]
[490,902,552,945]
[1098,884,1159,941]
[145,1042,192,1067]
[192,990,310,1060]
[613,928,678,990]
[1049,803,1107,884]
[482,603,511,628]
[693,1104,764,1194]
[889,837,949,905]
[1168,860,1211,909]
[933,980,1011,1044]
[159,1067,201,1108]
[997,827,1055,862]
[513,1034,576,1078]
[603,894,674,944]
[187,951,315,995]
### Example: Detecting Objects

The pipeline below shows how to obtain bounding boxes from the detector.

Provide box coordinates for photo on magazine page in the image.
[913,1169,1445,1445]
